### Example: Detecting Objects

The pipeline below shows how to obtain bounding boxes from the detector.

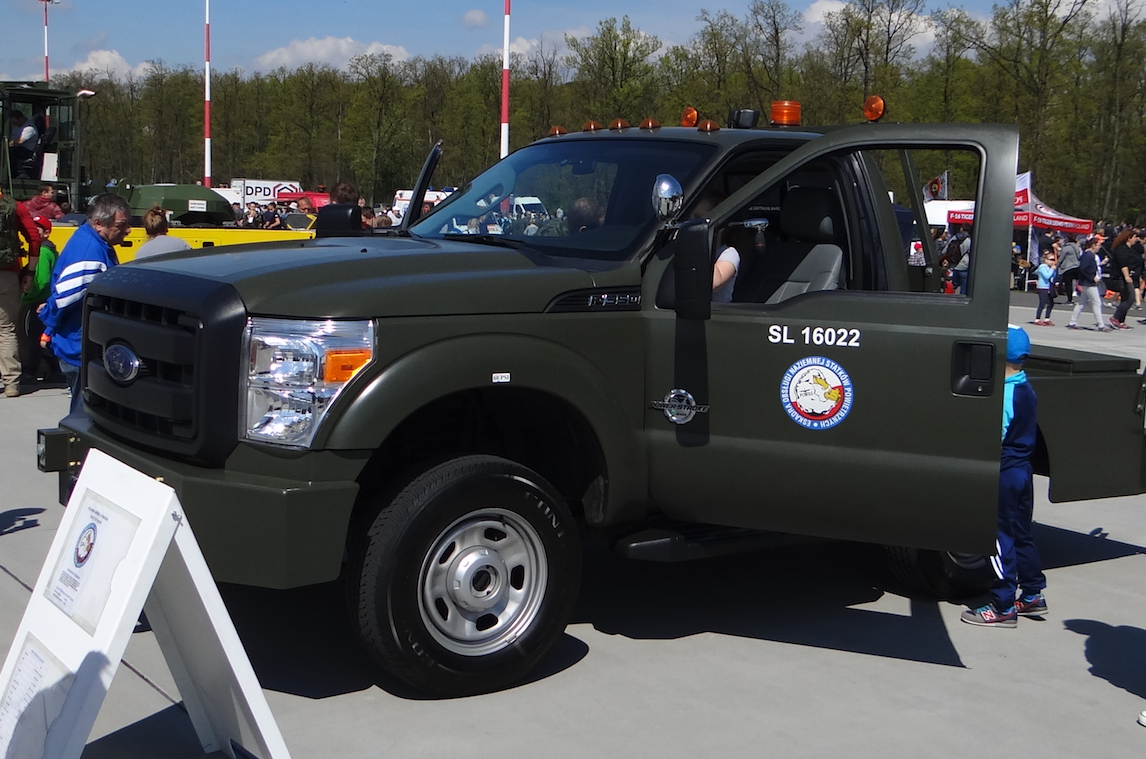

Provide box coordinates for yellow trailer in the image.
[42,224,314,263]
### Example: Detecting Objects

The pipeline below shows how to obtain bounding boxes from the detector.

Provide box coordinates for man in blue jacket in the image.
[39,193,131,415]
[962,326,1046,628]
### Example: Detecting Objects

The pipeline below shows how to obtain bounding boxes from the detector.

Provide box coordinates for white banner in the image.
[236,179,301,203]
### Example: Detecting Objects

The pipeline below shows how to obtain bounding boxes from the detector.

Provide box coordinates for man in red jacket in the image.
[0,186,41,397]
[24,184,64,220]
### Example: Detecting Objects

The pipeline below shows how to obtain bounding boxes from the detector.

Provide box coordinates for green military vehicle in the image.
[38,109,1146,696]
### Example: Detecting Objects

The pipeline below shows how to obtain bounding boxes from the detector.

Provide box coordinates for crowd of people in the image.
[231,190,408,230]
[234,200,309,229]
[1015,225,1146,331]
[927,222,1146,333]
[0,186,127,405]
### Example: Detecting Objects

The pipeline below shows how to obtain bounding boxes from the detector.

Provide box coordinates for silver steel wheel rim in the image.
[946,552,988,571]
[419,507,548,657]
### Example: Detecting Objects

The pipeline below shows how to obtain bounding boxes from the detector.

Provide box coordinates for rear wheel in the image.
[349,455,581,696]
[884,546,995,599]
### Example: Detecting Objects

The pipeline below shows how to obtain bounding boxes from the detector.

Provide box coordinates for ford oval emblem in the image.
[104,343,141,384]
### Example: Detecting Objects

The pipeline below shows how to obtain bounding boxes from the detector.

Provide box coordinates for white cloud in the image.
[476,35,541,58]
[462,9,488,27]
[475,27,588,62]
[255,37,410,71]
[57,49,152,79]
[803,0,847,24]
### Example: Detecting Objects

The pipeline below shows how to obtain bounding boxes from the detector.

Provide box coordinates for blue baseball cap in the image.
[1007,326,1031,363]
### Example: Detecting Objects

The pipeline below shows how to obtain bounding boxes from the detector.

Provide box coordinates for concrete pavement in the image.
[1,294,1145,758]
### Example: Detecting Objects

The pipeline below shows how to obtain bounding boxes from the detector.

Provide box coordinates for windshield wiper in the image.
[442,233,535,252]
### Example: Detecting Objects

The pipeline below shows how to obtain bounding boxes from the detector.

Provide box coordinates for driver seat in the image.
[733,186,844,304]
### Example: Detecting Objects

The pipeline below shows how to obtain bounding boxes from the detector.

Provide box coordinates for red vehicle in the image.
[276,190,330,209]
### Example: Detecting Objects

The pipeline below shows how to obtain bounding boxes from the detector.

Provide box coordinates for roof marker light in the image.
[770,101,801,126]
[863,95,886,122]
[583,120,603,132]
[548,125,568,137]
[697,119,720,133]
[640,117,661,130]
[609,119,630,130]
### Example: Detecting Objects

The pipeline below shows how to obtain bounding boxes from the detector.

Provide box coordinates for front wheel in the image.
[349,455,581,696]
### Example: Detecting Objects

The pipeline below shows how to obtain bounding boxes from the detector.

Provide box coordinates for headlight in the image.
[242,318,374,448]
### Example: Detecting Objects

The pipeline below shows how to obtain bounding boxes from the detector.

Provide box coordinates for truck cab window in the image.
[706,147,983,304]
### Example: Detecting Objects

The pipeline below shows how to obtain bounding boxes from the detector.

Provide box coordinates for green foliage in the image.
[50,0,1146,222]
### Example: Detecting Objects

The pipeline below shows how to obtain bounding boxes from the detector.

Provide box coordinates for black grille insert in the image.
[85,297,199,439]
[81,267,247,466]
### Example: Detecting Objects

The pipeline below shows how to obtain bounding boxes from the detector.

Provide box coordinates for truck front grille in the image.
[81,267,247,466]
[85,296,199,440]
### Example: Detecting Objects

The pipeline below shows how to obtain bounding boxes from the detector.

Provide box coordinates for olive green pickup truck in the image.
[39,115,1146,696]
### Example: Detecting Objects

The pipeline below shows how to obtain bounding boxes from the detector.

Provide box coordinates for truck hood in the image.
[137,236,621,317]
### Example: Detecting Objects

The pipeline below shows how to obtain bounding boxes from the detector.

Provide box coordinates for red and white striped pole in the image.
[40,0,49,82]
[500,0,510,158]
[203,0,212,187]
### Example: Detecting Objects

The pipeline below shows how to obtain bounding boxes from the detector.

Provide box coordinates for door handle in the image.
[951,342,995,396]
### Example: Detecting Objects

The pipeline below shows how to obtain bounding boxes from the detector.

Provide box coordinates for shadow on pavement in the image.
[0,507,44,536]
[215,582,588,702]
[82,704,226,759]
[1062,619,1146,700]
[202,522,1140,702]
[1034,522,1145,570]
[574,539,963,668]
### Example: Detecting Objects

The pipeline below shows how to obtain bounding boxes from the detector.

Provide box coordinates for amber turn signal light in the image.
[324,348,372,383]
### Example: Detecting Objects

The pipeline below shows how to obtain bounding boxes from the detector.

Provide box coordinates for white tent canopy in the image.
[925,172,1093,235]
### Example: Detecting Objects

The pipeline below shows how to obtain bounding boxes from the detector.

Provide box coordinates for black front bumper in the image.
[39,416,362,589]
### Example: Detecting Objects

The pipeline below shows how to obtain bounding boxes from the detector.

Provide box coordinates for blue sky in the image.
[0,0,998,81]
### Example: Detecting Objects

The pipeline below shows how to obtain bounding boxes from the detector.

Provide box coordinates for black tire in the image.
[349,455,581,696]
[884,546,995,599]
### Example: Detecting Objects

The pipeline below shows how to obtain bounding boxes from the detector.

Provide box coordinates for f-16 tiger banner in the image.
[945,171,1092,234]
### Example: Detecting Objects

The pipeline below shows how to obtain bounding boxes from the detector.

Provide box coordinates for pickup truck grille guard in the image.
[81,267,248,466]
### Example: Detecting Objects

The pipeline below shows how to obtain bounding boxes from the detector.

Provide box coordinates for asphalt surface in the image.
[1,291,1145,758]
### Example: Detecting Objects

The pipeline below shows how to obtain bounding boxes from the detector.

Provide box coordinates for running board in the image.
[613,526,820,562]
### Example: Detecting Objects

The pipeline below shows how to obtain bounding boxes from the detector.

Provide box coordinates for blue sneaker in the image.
[1015,593,1048,617]
[960,604,1017,628]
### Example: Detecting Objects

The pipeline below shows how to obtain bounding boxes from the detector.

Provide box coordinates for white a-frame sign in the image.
[0,449,291,759]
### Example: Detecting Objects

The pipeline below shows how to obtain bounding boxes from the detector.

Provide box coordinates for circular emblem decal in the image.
[780,357,853,429]
[74,522,97,568]
[104,343,141,384]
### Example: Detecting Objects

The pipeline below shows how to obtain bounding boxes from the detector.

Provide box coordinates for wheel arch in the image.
[322,333,647,527]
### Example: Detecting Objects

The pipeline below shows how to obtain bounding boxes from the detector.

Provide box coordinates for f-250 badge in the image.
[651,389,709,425]
[780,357,853,429]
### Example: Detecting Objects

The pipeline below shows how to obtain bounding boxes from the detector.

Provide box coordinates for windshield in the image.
[410,138,716,261]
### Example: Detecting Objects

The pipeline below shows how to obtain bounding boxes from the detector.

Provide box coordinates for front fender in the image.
[319,333,647,524]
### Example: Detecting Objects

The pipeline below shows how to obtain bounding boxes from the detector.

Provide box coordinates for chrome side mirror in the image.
[653,174,683,221]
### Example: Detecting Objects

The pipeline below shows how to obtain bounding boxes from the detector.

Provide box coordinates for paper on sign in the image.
[0,634,73,757]
[188,199,207,212]
[46,491,140,635]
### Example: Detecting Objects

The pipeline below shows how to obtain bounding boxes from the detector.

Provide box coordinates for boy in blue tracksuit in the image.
[962,326,1047,627]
